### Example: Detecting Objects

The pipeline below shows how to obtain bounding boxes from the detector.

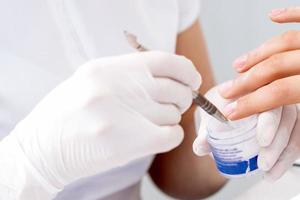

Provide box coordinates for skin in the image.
[149,20,227,200]
[217,7,300,120]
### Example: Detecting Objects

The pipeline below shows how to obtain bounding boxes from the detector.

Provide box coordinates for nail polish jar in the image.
[207,116,259,178]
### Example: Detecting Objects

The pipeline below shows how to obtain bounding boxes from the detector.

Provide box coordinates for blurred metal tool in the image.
[124,31,228,123]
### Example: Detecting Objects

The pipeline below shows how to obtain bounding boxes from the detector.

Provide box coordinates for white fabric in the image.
[0,0,200,199]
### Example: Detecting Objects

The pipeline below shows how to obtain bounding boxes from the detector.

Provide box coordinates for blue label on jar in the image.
[213,155,258,175]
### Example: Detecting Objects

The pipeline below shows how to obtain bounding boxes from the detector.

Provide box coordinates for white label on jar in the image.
[208,134,259,176]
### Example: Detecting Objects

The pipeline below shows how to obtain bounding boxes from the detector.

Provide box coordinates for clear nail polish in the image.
[269,8,286,17]
[233,54,248,69]
[218,80,233,95]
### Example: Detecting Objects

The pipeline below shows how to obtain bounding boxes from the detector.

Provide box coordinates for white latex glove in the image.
[0,51,201,199]
[193,87,298,181]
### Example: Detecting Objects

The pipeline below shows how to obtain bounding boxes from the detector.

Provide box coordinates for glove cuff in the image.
[0,134,62,199]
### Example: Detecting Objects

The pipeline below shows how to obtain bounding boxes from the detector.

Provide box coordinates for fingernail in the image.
[233,54,248,69]
[218,80,233,95]
[194,146,209,156]
[269,8,286,17]
[223,101,237,117]
[258,155,271,171]
[257,127,274,147]
[259,160,269,171]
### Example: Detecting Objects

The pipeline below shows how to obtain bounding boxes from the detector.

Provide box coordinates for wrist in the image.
[0,134,62,199]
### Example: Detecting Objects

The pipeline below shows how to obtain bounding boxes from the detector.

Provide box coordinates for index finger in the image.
[220,49,300,99]
[143,51,202,91]
[233,30,300,73]
[269,7,300,23]
[222,75,300,120]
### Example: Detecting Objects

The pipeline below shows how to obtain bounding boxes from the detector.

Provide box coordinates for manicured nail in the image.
[223,101,237,117]
[269,8,286,17]
[218,80,233,95]
[258,159,269,171]
[194,146,209,156]
[233,54,248,69]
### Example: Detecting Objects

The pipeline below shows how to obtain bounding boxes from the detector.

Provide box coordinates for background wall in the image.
[142,0,300,199]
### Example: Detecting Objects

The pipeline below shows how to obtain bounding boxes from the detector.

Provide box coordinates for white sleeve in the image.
[0,134,60,200]
[177,0,201,33]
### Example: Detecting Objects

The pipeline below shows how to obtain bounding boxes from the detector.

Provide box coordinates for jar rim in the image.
[207,115,258,140]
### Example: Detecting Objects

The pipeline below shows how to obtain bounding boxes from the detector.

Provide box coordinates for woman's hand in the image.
[218,7,300,120]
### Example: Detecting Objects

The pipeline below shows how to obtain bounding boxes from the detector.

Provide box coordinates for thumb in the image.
[154,125,184,153]
[193,112,211,156]
[193,107,211,156]
[193,134,211,156]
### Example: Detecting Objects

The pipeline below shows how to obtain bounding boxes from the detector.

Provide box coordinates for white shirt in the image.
[0,0,200,199]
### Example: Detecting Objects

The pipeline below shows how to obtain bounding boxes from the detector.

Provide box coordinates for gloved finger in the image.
[257,107,282,147]
[264,145,298,182]
[264,111,300,181]
[221,75,300,120]
[141,102,182,126]
[143,51,202,90]
[194,105,202,132]
[115,123,183,167]
[83,72,182,126]
[258,105,297,171]
[150,125,184,153]
[150,77,193,113]
[269,7,300,23]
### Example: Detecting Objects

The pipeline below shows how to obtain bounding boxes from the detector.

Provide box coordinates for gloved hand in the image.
[193,86,298,181]
[0,51,201,199]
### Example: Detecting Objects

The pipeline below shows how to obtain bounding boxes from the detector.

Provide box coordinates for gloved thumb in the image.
[193,134,211,156]
[154,125,184,153]
[193,107,211,156]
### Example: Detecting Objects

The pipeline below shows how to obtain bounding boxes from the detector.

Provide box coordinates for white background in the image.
[142,0,300,199]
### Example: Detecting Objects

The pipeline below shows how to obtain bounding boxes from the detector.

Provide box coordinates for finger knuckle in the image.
[91,123,112,136]
[151,51,173,63]
[150,81,163,99]
[82,93,99,107]
[236,97,249,111]
[269,54,283,69]
[173,83,193,105]
[262,55,283,78]
[249,67,266,83]
[152,78,172,100]
[178,55,193,65]
[247,64,275,85]
[281,30,299,46]
[171,106,182,124]
[237,94,262,116]
[284,143,300,156]
[281,129,291,147]
[77,61,104,81]
[79,83,112,109]
[163,126,184,150]
[268,80,290,100]
[180,90,193,111]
